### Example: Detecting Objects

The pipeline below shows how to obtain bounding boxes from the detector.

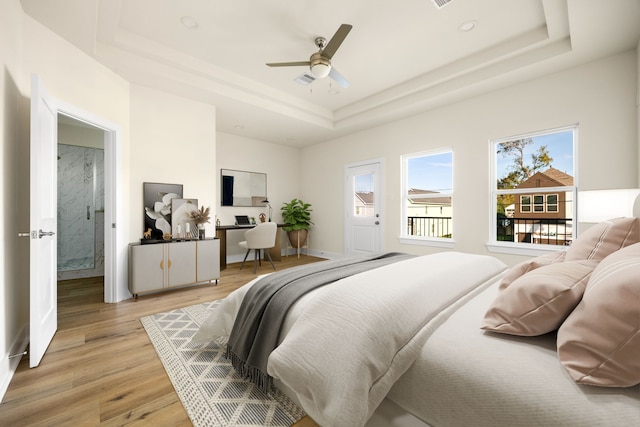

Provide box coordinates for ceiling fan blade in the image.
[266,61,311,67]
[329,67,350,88]
[321,24,352,60]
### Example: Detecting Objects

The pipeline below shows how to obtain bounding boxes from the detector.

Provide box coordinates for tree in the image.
[497,138,552,188]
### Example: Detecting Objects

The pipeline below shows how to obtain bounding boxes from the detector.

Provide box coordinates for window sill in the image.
[399,237,455,249]
[486,242,566,257]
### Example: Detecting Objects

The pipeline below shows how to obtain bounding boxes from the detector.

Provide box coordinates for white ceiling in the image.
[20,0,640,147]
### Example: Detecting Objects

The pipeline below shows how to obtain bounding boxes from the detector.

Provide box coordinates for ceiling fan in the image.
[266,24,353,88]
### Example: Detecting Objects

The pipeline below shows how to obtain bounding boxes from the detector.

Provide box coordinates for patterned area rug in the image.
[141,300,306,427]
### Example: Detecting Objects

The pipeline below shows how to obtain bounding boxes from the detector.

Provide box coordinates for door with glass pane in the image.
[345,161,383,254]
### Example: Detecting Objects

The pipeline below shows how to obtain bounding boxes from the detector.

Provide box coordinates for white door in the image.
[345,161,383,255]
[29,75,58,368]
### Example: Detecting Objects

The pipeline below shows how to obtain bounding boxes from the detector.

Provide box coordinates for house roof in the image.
[408,189,451,206]
[355,192,374,205]
[518,167,574,188]
[19,1,640,146]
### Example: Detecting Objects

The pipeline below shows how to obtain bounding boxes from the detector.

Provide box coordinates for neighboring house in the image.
[512,168,574,245]
[354,192,374,216]
[407,189,452,216]
[514,168,574,219]
[406,189,452,238]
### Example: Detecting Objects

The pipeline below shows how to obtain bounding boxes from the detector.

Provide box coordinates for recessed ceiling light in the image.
[328,88,340,95]
[234,125,244,130]
[180,16,198,29]
[458,20,477,32]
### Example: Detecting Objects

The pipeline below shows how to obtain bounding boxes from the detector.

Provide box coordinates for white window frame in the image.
[520,195,532,213]
[400,148,454,248]
[487,125,578,256]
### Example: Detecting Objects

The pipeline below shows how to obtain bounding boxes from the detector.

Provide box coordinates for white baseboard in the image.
[0,325,28,402]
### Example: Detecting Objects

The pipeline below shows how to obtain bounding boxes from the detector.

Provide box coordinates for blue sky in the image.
[496,130,574,180]
[408,152,453,192]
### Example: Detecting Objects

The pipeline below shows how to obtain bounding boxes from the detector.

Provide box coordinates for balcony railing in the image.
[407,216,452,238]
[497,217,573,246]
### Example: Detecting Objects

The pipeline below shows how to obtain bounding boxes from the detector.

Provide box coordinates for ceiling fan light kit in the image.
[310,53,331,78]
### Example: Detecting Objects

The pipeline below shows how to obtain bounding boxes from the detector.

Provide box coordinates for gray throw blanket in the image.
[226,252,415,391]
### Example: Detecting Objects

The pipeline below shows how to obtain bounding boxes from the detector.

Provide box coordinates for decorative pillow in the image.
[482,260,599,336]
[498,251,566,291]
[565,217,639,261]
[557,243,640,387]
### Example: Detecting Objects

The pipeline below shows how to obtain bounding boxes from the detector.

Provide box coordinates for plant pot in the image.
[198,225,206,240]
[287,229,308,248]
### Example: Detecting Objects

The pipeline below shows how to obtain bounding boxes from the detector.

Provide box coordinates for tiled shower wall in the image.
[57,144,105,280]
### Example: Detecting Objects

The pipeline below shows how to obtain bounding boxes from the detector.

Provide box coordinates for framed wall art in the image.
[143,182,183,239]
[171,198,198,239]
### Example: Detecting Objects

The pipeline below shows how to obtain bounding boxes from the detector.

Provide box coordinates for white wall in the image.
[216,132,301,259]
[0,0,28,400]
[129,84,217,241]
[301,50,639,266]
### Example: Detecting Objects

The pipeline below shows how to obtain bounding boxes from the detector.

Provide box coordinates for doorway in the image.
[57,115,105,284]
[344,159,384,255]
[55,98,127,304]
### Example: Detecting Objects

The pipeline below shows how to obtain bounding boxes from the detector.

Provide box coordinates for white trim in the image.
[489,125,578,254]
[401,148,454,241]
[399,237,455,249]
[486,241,565,257]
[56,101,129,303]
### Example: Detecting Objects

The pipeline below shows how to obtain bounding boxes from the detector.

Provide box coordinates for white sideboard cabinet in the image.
[128,238,220,298]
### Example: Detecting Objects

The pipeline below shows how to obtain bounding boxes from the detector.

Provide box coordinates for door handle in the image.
[38,230,55,238]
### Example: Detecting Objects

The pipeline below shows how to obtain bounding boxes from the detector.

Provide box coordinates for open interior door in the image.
[29,74,58,368]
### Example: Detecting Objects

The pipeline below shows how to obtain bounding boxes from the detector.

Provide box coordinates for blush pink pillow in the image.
[565,217,639,261]
[482,260,599,336]
[498,251,566,291]
[557,243,640,387]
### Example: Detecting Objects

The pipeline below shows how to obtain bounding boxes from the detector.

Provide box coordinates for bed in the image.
[193,216,640,427]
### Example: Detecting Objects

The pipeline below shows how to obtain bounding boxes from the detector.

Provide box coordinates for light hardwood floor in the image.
[0,256,324,426]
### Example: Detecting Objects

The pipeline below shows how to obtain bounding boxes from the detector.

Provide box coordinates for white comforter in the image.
[194,252,507,426]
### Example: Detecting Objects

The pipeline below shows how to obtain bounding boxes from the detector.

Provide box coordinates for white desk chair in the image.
[239,222,277,273]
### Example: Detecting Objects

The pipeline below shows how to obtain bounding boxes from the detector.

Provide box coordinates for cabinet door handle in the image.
[160,260,164,270]
[168,259,172,269]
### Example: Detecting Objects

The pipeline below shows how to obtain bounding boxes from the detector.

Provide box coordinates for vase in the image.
[198,225,205,240]
[287,229,308,248]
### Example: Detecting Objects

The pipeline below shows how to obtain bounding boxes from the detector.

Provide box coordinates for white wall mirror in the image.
[220,169,267,207]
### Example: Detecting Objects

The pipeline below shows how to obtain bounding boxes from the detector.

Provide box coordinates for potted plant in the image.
[280,198,313,248]
[189,205,211,239]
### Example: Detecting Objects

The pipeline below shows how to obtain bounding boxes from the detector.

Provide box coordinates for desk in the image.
[216,224,285,270]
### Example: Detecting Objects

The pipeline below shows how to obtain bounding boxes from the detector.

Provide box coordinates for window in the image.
[547,194,558,212]
[401,149,453,245]
[491,126,576,252]
[520,193,559,213]
[533,195,544,212]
